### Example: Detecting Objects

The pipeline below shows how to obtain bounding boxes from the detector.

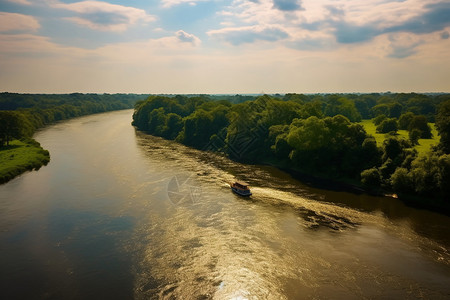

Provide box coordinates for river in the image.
[0,109,449,299]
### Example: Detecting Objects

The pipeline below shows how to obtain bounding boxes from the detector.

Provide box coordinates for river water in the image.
[0,109,449,299]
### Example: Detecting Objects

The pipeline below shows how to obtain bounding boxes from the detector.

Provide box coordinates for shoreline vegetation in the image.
[0,139,50,184]
[0,93,147,183]
[132,93,450,214]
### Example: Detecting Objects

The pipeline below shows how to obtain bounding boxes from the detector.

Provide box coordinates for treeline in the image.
[0,93,145,146]
[133,93,450,208]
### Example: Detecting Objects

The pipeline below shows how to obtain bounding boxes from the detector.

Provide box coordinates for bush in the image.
[399,112,414,130]
[409,129,421,145]
[373,114,387,125]
[390,167,413,194]
[361,168,381,187]
[408,115,432,139]
[376,118,398,134]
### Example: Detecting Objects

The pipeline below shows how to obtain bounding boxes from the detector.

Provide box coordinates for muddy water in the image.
[0,110,449,299]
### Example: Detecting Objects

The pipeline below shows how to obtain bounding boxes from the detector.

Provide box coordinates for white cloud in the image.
[214,0,450,58]
[6,0,32,5]
[52,1,156,32]
[95,31,202,62]
[208,25,289,45]
[160,0,208,8]
[219,0,286,26]
[0,12,40,32]
[175,30,201,46]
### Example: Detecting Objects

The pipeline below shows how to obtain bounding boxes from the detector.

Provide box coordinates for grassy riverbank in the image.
[0,139,50,184]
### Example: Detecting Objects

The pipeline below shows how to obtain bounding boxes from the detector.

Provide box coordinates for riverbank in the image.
[0,139,50,184]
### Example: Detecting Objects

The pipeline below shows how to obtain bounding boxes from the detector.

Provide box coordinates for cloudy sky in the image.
[0,0,449,93]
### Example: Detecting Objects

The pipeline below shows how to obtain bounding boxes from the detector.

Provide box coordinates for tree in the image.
[287,116,329,151]
[409,153,441,196]
[376,118,398,134]
[162,113,183,140]
[398,112,414,130]
[390,167,413,194]
[389,102,403,118]
[147,108,167,135]
[324,97,361,122]
[409,129,421,146]
[180,109,214,148]
[436,100,450,153]
[361,168,381,188]
[286,115,370,177]
[408,115,432,139]
[371,104,390,117]
[438,154,450,200]
[0,111,32,146]
[354,98,371,119]
[361,137,382,168]
[373,114,387,125]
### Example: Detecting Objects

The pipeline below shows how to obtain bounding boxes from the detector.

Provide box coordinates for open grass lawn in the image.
[0,139,50,184]
[359,120,439,156]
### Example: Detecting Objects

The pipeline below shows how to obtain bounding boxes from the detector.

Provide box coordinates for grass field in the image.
[359,120,439,156]
[0,139,50,184]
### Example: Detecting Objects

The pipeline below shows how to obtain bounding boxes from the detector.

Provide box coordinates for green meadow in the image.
[0,139,50,184]
[359,120,439,156]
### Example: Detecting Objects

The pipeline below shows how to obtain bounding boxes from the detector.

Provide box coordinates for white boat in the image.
[230,181,252,197]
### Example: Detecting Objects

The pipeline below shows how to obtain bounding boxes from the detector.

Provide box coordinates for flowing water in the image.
[0,109,449,299]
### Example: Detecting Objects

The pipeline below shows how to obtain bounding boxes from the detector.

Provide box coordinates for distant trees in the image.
[0,93,141,143]
[371,102,402,118]
[324,96,362,122]
[0,93,142,147]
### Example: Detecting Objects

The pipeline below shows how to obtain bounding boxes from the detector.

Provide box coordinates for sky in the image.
[0,0,449,94]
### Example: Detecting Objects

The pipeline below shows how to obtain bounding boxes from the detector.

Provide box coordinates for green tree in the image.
[147,108,167,135]
[388,102,403,118]
[398,112,415,130]
[361,168,381,188]
[376,118,398,134]
[373,114,387,126]
[0,111,33,146]
[361,137,382,168]
[324,97,361,122]
[436,100,450,153]
[409,153,441,196]
[162,113,183,140]
[438,154,450,200]
[371,104,390,117]
[409,129,421,146]
[287,116,329,151]
[179,109,214,148]
[408,115,432,139]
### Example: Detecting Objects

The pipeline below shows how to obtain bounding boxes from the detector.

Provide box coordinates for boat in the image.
[230,181,252,196]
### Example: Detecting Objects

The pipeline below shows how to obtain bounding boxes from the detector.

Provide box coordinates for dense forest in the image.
[0,93,145,146]
[133,93,450,209]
